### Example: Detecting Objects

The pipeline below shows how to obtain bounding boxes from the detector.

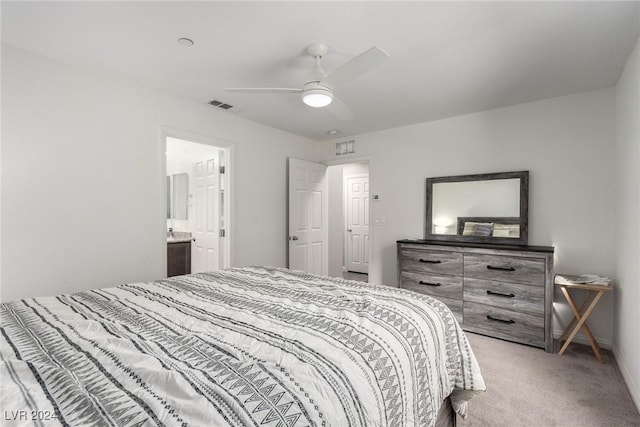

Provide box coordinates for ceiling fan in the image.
[225,42,389,120]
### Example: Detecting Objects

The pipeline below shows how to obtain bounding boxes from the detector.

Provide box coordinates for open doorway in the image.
[327,161,370,283]
[164,132,231,276]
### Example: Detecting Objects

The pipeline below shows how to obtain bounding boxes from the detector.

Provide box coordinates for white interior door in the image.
[346,174,370,273]
[288,158,328,275]
[193,156,219,273]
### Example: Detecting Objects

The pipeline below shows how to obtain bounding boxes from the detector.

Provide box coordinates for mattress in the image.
[1,266,485,426]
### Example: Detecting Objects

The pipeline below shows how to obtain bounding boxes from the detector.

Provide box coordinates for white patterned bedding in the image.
[1,267,485,426]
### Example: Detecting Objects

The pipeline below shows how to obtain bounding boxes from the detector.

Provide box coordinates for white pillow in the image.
[493,223,520,237]
[492,229,510,237]
[462,223,476,236]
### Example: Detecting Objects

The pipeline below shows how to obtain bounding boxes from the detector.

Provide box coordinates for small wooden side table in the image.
[555,275,612,363]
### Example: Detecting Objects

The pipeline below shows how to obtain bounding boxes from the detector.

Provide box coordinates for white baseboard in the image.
[552,329,612,350]
[612,345,640,413]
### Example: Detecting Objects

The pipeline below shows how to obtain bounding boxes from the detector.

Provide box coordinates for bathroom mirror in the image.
[425,171,529,245]
[171,173,188,220]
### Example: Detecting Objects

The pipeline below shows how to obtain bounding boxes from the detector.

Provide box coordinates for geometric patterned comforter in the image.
[1,266,485,426]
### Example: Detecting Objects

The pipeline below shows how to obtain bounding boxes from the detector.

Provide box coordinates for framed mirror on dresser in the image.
[399,170,555,352]
[425,170,529,245]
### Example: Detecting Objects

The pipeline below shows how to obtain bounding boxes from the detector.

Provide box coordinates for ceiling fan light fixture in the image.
[302,85,333,108]
[224,43,388,118]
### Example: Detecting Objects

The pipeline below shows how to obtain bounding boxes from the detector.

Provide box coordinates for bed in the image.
[1,266,485,426]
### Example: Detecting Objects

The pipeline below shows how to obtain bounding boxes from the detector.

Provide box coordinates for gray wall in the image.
[614,34,640,409]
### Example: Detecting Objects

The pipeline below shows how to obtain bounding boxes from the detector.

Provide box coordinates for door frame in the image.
[161,126,234,276]
[323,156,373,281]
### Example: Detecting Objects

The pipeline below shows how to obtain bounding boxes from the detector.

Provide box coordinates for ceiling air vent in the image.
[336,140,355,156]
[209,100,233,110]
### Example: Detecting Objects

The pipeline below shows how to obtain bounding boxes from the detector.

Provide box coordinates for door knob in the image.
[290,235,299,241]
[347,229,353,232]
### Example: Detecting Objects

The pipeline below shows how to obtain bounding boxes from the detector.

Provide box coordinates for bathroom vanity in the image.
[167,232,192,277]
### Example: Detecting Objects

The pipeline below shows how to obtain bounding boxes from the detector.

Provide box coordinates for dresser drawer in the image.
[464,278,544,316]
[401,271,463,300]
[464,254,545,286]
[401,249,462,276]
[463,301,544,347]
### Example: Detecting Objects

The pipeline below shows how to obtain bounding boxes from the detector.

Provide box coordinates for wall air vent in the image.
[335,140,355,156]
[209,100,234,110]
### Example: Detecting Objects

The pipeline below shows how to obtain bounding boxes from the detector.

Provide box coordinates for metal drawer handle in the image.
[487,265,515,272]
[486,315,515,324]
[486,290,516,298]
[419,280,442,287]
[419,259,442,264]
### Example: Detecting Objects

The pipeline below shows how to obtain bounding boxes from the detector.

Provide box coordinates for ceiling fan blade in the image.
[224,87,302,93]
[321,47,389,88]
[326,96,354,121]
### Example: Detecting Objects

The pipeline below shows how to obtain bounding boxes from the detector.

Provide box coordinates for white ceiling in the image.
[2,1,639,141]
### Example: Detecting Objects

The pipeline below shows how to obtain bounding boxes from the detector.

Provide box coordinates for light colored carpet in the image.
[343,271,368,282]
[462,333,640,427]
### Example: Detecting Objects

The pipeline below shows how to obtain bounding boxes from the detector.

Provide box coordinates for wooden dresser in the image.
[397,240,554,352]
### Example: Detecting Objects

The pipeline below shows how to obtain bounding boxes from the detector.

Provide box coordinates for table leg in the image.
[562,291,601,353]
[558,287,606,362]
[559,294,595,341]
[579,292,605,361]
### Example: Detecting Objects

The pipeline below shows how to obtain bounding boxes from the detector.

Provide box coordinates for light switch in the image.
[375,216,386,226]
